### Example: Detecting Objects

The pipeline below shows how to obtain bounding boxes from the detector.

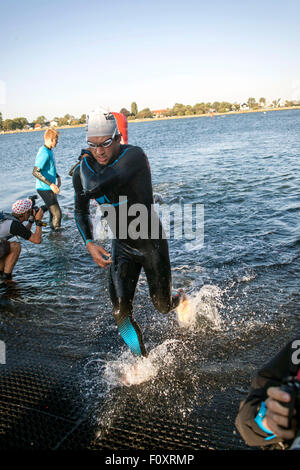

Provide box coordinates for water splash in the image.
[103,339,182,388]
[177,284,223,330]
[90,204,114,241]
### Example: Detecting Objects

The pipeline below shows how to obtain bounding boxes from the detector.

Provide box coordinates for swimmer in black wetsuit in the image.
[72,111,185,357]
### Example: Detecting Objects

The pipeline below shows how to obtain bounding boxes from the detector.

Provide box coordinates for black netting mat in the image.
[0,344,249,451]
[1,304,295,451]
[81,394,248,451]
[0,349,89,450]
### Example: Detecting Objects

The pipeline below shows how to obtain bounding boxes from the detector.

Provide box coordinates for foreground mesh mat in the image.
[54,394,249,451]
[0,346,249,451]
[81,396,247,451]
[0,349,90,450]
[2,309,292,451]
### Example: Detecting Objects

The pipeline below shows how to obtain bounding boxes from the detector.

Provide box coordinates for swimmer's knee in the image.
[49,202,60,212]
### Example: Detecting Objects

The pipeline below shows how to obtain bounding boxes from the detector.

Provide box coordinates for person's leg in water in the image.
[0,241,9,276]
[37,190,62,230]
[48,203,62,230]
[142,239,186,314]
[109,240,146,357]
[0,241,21,281]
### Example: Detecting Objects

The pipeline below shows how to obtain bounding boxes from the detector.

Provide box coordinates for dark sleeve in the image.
[10,221,32,240]
[80,146,146,197]
[235,339,300,447]
[72,164,94,244]
[32,166,52,187]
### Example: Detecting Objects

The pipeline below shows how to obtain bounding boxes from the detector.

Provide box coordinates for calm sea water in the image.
[0,110,299,440]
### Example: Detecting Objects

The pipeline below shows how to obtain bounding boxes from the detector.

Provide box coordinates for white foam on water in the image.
[238,273,256,283]
[177,284,223,330]
[103,339,181,388]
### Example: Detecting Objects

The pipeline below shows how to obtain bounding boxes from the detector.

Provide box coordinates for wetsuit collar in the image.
[107,144,127,166]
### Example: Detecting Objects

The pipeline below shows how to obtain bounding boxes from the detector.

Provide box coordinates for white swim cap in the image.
[12,199,33,215]
[86,111,119,139]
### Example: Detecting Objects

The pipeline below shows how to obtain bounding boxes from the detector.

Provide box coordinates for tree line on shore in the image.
[0,113,87,132]
[1,97,300,132]
[126,98,299,120]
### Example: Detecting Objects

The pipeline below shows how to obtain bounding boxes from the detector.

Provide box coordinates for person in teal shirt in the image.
[32,128,62,230]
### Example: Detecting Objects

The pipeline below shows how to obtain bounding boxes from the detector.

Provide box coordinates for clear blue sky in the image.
[1,0,300,120]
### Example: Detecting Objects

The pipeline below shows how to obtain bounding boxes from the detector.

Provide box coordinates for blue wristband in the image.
[85,239,93,246]
[254,401,276,440]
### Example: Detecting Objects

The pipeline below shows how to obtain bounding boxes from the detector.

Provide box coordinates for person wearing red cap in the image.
[0,199,45,281]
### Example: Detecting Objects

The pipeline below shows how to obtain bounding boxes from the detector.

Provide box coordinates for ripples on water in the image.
[0,110,299,430]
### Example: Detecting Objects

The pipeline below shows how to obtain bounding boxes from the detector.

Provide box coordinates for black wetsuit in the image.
[72,144,182,356]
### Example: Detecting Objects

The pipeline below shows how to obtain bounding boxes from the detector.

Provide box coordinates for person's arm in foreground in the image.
[235,339,299,447]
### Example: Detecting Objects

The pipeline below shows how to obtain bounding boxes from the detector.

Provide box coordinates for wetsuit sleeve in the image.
[72,164,93,244]
[33,147,53,186]
[81,146,147,197]
[235,339,299,447]
[32,166,53,187]
[9,221,32,240]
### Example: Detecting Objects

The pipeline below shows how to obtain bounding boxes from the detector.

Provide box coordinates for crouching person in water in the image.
[0,199,44,281]
[72,110,188,357]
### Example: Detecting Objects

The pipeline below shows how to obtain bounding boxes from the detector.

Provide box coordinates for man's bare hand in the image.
[34,208,44,221]
[263,386,297,440]
[86,242,112,268]
[50,183,60,194]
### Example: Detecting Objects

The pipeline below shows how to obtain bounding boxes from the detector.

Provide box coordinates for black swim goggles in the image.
[87,129,118,149]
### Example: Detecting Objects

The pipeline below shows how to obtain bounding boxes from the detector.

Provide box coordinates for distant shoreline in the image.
[1,106,300,136]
